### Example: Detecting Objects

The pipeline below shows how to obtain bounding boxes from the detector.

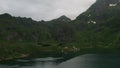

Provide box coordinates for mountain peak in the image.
[59,15,68,18]
[0,13,12,18]
[53,15,71,22]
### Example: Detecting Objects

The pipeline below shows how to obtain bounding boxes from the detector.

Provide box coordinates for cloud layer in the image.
[0,0,96,21]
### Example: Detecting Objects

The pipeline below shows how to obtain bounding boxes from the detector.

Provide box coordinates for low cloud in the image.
[0,0,96,21]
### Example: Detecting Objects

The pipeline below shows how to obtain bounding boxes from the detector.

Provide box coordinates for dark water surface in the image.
[0,54,120,68]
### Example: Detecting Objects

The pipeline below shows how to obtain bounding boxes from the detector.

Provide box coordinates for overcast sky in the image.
[0,0,96,21]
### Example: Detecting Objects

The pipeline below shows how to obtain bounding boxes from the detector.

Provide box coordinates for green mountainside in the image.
[0,0,120,60]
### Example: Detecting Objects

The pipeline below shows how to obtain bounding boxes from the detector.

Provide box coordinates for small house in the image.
[109,4,117,6]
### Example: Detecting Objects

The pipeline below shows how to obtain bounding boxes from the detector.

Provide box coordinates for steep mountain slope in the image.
[74,0,120,48]
[76,0,120,24]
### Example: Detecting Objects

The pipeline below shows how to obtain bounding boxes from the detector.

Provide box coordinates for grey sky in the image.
[0,0,96,21]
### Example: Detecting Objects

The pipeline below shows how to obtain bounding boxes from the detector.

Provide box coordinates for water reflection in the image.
[0,54,120,68]
[58,54,120,68]
[0,57,64,68]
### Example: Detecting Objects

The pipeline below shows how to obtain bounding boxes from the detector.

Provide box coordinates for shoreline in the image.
[0,48,120,62]
[0,54,29,62]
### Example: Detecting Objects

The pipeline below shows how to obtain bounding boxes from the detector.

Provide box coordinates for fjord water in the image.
[0,54,120,68]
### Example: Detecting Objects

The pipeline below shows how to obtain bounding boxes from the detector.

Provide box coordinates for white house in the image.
[109,4,117,6]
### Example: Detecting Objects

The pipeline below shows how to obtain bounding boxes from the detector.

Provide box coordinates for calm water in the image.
[0,54,120,68]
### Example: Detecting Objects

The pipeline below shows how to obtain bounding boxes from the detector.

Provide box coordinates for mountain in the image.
[76,0,120,24]
[0,13,76,60]
[0,0,120,60]
[52,15,71,22]
[45,15,74,43]
[74,0,120,49]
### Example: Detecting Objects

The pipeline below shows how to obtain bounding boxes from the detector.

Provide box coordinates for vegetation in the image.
[0,0,120,61]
